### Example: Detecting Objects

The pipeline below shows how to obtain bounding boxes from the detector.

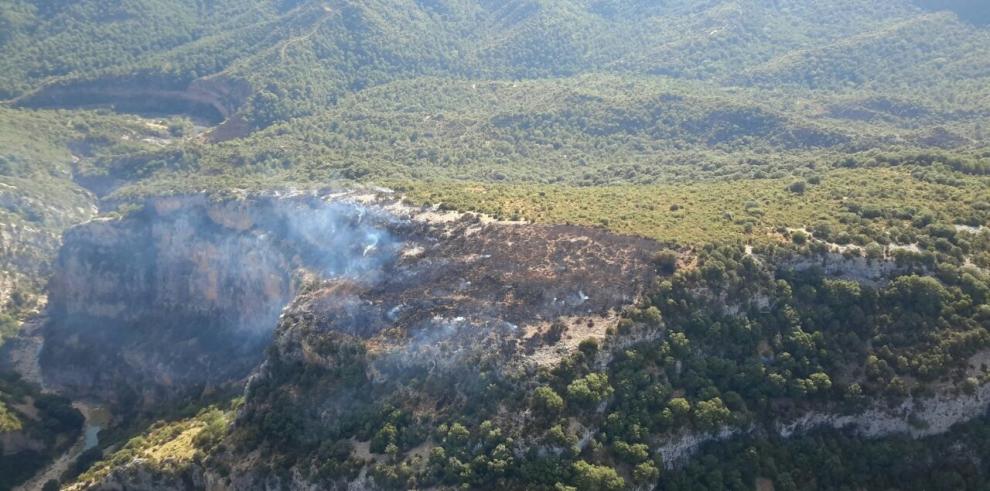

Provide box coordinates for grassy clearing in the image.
[397,167,989,245]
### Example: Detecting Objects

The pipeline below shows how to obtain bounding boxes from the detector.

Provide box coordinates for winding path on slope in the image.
[280,7,335,63]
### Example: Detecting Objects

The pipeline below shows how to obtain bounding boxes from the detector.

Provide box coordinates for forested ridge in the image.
[0,1,989,490]
[2,0,989,130]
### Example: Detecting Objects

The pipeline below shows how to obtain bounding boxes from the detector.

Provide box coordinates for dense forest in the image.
[0,0,988,490]
[2,0,989,131]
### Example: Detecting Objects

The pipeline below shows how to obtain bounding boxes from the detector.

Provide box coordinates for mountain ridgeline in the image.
[0,0,985,202]
[1,0,988,131]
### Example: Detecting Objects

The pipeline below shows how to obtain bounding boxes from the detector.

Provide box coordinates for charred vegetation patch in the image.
[279,214,663,355]
[37,192,662,421]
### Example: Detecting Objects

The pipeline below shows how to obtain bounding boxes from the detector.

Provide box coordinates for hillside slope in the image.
[3,0,987,133]
[0,1,989,490]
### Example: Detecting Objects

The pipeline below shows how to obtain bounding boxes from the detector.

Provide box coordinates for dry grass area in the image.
[524,312,620,367]
[144,426,203,464]
[68,406,232,489]
[0,401,23,432]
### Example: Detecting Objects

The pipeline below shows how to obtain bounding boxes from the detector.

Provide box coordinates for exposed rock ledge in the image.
[779,380,990,439]
[657,376,990,467]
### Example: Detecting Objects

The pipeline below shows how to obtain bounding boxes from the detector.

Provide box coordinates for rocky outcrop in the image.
[778,380,990,439]
[74,461,206,491]
[0,178,98,313]
[655,377,990,468]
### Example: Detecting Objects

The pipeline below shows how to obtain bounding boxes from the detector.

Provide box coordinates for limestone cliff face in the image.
[41,195,397,406]
[16,75,251,125]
